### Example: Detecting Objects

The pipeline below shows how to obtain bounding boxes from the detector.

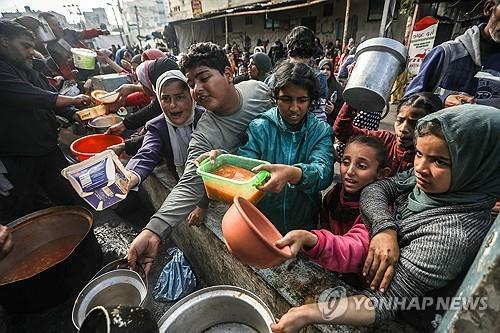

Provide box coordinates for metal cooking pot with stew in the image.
[0,206,103,313]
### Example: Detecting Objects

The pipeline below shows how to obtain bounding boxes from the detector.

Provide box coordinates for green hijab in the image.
[397,104,500,214]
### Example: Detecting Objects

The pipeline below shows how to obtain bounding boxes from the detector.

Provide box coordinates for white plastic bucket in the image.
[71,48,97,70]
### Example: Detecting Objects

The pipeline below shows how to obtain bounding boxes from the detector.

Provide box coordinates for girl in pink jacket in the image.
[276,136,390,273]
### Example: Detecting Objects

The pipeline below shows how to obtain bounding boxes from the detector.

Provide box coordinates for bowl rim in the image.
[233,196,292,259]
[70,133,124,157]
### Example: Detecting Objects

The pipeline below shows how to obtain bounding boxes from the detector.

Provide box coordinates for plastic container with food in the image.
[197,154,270,204]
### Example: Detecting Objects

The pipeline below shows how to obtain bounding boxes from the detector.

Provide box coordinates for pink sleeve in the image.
[303,221,369,273]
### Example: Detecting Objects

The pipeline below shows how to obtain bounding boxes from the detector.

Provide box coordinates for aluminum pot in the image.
[88,114,122,134]
[15,16,57,42]
[79,305,158,333]
[0,206,103,313]
[72,258,148,329]
[158,285,275,333]
[343,37,408,112]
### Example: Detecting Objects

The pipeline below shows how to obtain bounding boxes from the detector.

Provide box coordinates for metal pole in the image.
[342,0,351,51]
[134,5,142,47]
[110,5,125,45]
[379,0,392,37]
[225,15,228,46]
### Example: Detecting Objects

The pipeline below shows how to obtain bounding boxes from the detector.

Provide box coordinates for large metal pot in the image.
[15,16,57,42]
[72,259,148,329]
[343,37,408,112]
[0,206,103,313]
[158,285,275,332]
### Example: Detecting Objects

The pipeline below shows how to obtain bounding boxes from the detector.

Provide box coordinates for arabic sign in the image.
[408,16,438,76]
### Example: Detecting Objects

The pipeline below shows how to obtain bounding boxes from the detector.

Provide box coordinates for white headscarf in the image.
[155,70,196,177]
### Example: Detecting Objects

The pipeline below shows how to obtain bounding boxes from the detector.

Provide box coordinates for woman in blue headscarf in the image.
[272,104,500,332]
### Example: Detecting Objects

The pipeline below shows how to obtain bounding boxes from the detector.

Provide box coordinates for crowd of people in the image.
[0,0,499,332]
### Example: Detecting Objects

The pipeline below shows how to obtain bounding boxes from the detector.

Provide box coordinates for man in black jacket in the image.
[0,20,91,223]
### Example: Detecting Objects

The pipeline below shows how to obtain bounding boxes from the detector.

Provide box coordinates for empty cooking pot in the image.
[0,206,102,313]
[343,37,408,112]
[80,305,158,333]
[158,285,275,332]
[72,258,148,329]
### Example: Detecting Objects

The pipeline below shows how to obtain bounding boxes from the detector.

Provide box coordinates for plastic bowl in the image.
[221,197,292,269]
[70,134,124,161]
[197,154,269,204]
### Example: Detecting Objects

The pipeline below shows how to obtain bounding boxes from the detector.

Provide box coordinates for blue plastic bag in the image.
[153,248,196,302]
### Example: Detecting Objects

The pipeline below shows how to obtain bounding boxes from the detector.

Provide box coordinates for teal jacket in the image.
[237,107,334,233]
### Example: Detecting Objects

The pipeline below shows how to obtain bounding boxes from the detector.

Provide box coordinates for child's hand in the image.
[276,230,318,257]
[126,171,140,190]
[187,206,207,226]
[271,305,315,333]
[363,229,400,293]
[194,149,221,167]
[252,164,302,193]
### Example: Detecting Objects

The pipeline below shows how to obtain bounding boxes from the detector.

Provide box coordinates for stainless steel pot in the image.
[72,258,148,329]
[15,16,57,42]
[88,114,122,134]
[343,37,408,112]
[158,285,275,333]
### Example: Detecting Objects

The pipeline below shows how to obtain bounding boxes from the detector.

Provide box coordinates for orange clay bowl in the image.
[221,197,292,269]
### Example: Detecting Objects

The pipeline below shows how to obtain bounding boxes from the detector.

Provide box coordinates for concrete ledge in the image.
[140,164,417,332]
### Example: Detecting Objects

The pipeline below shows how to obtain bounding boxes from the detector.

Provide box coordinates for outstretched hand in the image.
[194,149,221,167]
[252,164,302,193]
[275,230,317,257]
[362,229,399,292]
[127,229,161,276]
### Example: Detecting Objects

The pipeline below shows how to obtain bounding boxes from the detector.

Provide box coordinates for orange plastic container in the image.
[70,134,124,161]
[222,197,292,268]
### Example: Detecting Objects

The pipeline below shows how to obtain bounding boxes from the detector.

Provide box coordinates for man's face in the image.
[186,65,233,115]
[485,2,500,44]
[0,34,35,70]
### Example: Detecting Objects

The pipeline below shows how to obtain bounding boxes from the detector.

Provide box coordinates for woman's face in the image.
[414,134,452,194]
[160,81,193,125]
[340,142,385,194]
[276,83,310,127]
[247,59,259,79]
[321,64,332,80]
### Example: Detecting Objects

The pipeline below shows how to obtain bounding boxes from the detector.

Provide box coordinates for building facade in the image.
[166,0,410,54]
[83,8,110,29]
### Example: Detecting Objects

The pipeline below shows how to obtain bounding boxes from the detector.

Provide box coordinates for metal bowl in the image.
[158,285,275,333]
[88,114,122,134]
[80,305,158,333]
[72,268,147,329]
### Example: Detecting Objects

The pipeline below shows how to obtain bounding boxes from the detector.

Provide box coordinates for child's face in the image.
[394,106,428,149]
[340,143,384,194]
[276,84,310,126]
[414,134,452,194]
[159,81,193,126]
[186,65,233,114]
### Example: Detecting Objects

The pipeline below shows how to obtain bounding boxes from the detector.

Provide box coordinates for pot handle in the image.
[92,257,148,288]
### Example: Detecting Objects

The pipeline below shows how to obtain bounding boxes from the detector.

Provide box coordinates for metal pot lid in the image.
[355,37,408,65]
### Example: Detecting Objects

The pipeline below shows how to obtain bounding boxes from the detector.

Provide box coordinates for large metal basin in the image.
[343,37,407,112]
[158,285,275,332]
